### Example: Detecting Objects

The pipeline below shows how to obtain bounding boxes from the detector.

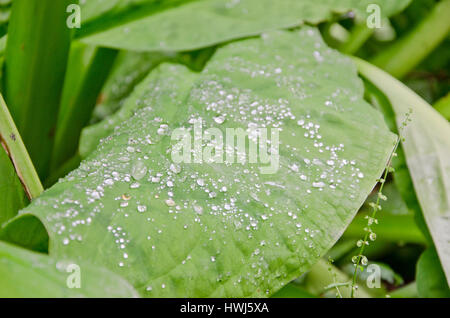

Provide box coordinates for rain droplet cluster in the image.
[24,28,394,297]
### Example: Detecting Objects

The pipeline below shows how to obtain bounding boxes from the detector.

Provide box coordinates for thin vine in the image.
[350,109,412,298]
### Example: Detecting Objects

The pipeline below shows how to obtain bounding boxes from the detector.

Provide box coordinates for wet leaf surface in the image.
[5,29,395,297]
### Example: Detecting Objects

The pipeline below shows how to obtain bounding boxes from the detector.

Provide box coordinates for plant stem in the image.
[339,22,374,55]
[0,94,43,199]
[350,132,404,298]
[3,0,72,178]
[371,0,450,78]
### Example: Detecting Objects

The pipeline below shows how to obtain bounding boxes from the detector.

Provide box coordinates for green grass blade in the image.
[51,45,117,171]
[3,0,72,178]
[0,147,28,225]
[0,93,43,199]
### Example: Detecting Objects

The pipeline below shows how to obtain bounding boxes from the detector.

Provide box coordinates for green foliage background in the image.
[0,0,448,298]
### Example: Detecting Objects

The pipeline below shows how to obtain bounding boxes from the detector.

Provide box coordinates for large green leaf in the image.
[0,241,138,297]
[79,0,411,52]
[79,52,195,158]
[355,58,450,285]
[83,48,216,155]
[5,29,395,297]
